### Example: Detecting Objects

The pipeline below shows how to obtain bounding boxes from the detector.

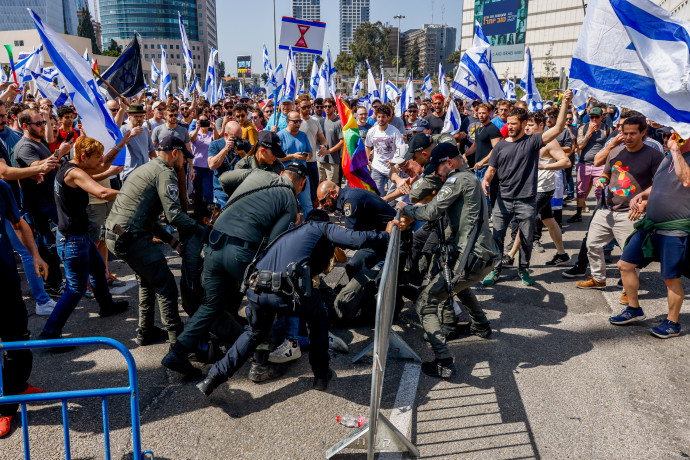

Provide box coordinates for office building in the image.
[1,0,80,36]
[76,5,102,50]
[339,0,370,54]
[99,0,217,80]
[292,0,321,74]
[656,0,690,19]
[402,24,457,77]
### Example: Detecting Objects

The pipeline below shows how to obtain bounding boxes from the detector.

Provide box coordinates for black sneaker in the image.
[247,362,287,383]
[99,301,129,318]
[313,368,334,391]
[37,331,76,353]
[566,214,582,223]
[44,283,64,298]
[457,323,492,339]
[564,194,575,202]
[562,265,587,278]
[161,345,201,379]
[136,326,169,346]
[196,372,227,396]
[421,358,456,379]
[546,253,570,266]
[604,250,613,264]
[501,254,514,266]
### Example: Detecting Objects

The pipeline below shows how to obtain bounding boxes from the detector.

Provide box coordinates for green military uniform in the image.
[105,157,203,341]
[174,168,298,353]
[234,154,284,174]
[403,165,498,360]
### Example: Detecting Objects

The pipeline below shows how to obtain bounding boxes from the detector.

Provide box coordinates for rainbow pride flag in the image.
[334,94,379,195]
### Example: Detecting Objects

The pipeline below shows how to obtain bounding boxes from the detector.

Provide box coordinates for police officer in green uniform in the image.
[234,130,285,174]
[395,143,498,378]
[105,136,204,346]
[162,158,307,380]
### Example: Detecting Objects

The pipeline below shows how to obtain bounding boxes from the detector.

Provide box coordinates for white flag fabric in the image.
[151,58,161,84]
[273,63,285,95]
[520,46,542,111]
[28,9,123,161]
[316,60,330,99]
[438,63,449,99]
[503,80,516,100]
[194,74,202,95]
[451,24,504,102]
[204,47,218,103]
[238,80,245,98]
[572,89,588,113]
[217,82,225,100]
[351,74,360,98]
[569,0,690,137]
[15,46,44,85]
[0,64,7,83]
[279,17,326,55]
[379,67,386,103]
[326,45,337,96]
[262,44,278,98]
[395,75,414,117]
[160,46,171,98]
[284,48,298,101]
[178,12,194,84]
[421,74,433,99]
[441,96,462,135]
[366,60,379,100]
[385,80,400,102]
[309,56,319,99]
[31,71,68,107]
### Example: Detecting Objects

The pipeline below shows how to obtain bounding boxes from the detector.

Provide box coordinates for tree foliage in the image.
[349,21,390,74]
[217,60,226,79]
[77,4,100,55]
[334,53,356,76]
[446,45,462,65]
[543,45,557,88]
[102,39,121,57]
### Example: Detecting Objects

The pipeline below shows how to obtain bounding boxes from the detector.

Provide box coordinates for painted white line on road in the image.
[109,275,137,295]
[380,362,421,460]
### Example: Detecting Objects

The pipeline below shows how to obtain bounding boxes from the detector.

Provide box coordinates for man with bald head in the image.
[277,111,313,215]
[207,120,250,207]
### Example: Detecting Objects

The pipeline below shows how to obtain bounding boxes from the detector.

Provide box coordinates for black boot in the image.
[421,358,456,379]
[312,368,334,391]
[161,342,201,379]
[196,372,227,396]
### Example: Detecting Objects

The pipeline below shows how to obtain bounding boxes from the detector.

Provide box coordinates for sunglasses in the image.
[26,121,46,127]
[251,116,261,120]
[318,196,329,206]
[546,116,555,120]
[300,105,312,109]
[315,105,323,109]
[289,119,302,124]
[155,107,165,111]
[235,114,246,118]
[323,105,333,108]
[408,109,418,113]
[589,115,601,119]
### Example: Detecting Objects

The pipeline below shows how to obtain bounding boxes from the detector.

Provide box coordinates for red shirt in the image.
[49,128,80,153]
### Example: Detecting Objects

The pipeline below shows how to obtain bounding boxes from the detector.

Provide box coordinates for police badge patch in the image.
[167,184,179,202]
[344,203,352,217]
[436,186,453,202]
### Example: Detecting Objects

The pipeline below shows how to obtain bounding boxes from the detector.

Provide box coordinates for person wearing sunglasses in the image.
[149,101,167,132]
[234,103,258,146]
[317,97,344,184]
[251,108,266,132]
[277,110,314,216]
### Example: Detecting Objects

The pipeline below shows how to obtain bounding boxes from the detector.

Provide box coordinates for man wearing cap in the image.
[148,101,166,133]
[121,103,155,181]
[162,162,306,381]
[394,143,497,378]
[105,135,204,347]
[568,105,610,223]
[235,130,285,173]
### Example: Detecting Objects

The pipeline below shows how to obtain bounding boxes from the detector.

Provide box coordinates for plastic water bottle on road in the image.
[337,415,366,428]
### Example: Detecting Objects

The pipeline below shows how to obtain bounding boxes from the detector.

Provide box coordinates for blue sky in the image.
[216,0,463,75]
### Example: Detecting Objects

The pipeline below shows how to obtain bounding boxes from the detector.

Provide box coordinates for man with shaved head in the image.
[207,120,250,207]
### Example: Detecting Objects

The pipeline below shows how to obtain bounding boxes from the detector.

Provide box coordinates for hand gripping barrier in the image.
[327,211,420,459]
[0,336,154,460]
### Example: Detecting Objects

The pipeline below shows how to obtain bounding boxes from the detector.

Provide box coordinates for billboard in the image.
[237,55,252,77]
[474,0,528,62]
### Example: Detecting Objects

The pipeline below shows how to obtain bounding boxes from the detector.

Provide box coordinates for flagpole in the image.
[92,69,124,99]
[273,0,277,63]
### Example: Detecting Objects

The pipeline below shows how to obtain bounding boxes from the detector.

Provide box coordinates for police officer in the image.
[395,143,498,378]
[105,135,203,346]
[234,130,285,173]
[162,160,307,380]
[196,209,391,396]
[316,180,396,278]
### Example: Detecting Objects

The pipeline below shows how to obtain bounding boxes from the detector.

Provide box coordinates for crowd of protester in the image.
[1,76,689,435]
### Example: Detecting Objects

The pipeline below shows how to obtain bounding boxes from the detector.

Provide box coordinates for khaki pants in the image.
[318,162,340,184]
[586,208,635,282]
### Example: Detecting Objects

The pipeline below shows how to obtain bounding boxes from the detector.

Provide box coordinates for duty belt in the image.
[208,228,260,251]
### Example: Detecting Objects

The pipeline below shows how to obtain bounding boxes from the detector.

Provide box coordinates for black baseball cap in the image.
[158,135,193,159]
[423,143,460,175]
[410,119,430,133]
[407,133,433,161]
[257,130,286,158]
[284,161,308,178]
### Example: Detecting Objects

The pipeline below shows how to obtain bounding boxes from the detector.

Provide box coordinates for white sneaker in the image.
[36,298,57,316]
[328,331,349,353]
[268,338,301,363]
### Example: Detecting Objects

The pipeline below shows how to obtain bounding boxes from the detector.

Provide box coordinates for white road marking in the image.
[380,362,421,459]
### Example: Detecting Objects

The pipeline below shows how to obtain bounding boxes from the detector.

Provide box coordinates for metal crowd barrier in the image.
[327,211,420,459]
[0,336,154,460]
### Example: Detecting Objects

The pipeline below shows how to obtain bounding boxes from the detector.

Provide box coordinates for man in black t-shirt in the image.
[424,94,446,134]
[464,103,503,207]
[481,90,573,287]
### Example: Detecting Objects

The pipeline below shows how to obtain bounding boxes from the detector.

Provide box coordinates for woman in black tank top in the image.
[38,137,130,342]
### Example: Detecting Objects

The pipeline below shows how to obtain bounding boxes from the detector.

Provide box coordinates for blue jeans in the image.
[193,166,214,204]
[273,315,310,349]
[474,167,492,210]
[371,169,389,196]
[43,233,114,335]
[5,220,50,304]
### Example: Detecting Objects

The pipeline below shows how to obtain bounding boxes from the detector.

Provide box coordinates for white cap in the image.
[390,144,409,165]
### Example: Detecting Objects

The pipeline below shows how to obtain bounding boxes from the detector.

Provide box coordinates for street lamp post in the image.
[394,14,405,87]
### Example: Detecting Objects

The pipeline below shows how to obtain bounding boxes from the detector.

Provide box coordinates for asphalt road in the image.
[3,197,690,459]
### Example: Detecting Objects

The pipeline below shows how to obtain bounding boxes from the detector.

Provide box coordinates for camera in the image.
[199,120,211,128]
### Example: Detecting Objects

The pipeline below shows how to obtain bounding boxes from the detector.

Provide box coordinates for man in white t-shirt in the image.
[365,104,403,195]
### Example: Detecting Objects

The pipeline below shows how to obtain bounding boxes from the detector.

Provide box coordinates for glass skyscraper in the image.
[339,0,370,54]
[1,0,79,36]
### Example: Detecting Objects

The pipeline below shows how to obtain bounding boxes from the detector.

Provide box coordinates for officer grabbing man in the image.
[105,136,204,346]
[196,209,392,396]
[162,158,307,381]
[394,143,498,378]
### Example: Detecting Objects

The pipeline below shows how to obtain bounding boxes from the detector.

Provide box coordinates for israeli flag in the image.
[326,45,337,96]
[0,65,7,83]
[42,66,59,81]
[284,48,298,101]
[27,8,123,160]
[421,74,433,99]
[83,49,89,62]
[262,44,278,97]
[438,63,449,98]
[395,75,414,117]
[297,80,305,95]
[451,59,484,102]
[366,60,380,99]
[217,82,225,100]
[194,74,203,95]
[520,46,542,111]
[160,46,171,98]
[572,89,588,113]
[178,12,194,84]
[379,67,386,103]
[15,46,44,85]
[309,56,319,99]
[569,0,690,137]
[503,80,516,100]
[385,80,400,102]
[441,96,462,135]
[351,74,360,98]
[204,47,218,103]
[238,80,245,98]
[31,70,68,108]
[451,24,504,103]
[151,58,161,84]
[317,60,330,99]
[274,63,285,95]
